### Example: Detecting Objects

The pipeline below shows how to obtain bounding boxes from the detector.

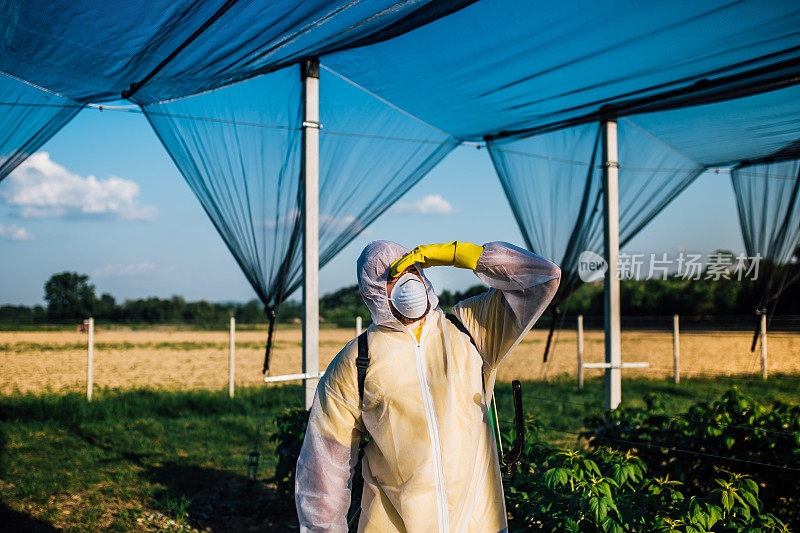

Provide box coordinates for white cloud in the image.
[0,223,33,241]
[393,194,454,215]
[1,152,156,221]
[92,262,159,278]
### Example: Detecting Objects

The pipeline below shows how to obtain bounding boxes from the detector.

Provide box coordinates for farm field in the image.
[1,376,799,532]
[2,325,799,530]
[3,325,800,394]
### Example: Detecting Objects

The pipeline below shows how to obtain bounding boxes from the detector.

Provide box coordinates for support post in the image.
[86,317,94,402]
[356,316,362,336]
[302,58,321,410]
[602,120,622,410]
[760,314,767,380]
[229,316,235,398]
[673,314,680,385]
[577,315,584,389]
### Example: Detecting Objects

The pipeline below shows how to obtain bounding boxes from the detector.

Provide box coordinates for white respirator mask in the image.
[388,272,429,320]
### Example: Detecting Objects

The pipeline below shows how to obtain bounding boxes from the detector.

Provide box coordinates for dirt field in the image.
[2,325,799,394]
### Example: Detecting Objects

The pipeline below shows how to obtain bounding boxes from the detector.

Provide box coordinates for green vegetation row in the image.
[2,376,798,531]
[271,382,800,531]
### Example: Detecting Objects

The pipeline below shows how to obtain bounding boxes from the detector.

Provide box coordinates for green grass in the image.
[1,375,798,531]
[0,386,302,531]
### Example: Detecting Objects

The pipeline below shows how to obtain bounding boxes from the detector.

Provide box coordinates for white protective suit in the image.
[295,240,560,532]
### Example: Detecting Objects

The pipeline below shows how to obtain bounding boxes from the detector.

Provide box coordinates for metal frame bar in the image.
[265,371,325,384]
[602,120,622,410]
[583,362,649,369]
[302,59,321,410]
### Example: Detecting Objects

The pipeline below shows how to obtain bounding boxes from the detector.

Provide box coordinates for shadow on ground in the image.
[0,503,60,532]
[141,462,296,532]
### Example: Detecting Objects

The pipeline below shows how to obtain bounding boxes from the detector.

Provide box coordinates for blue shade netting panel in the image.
[615,119,704,245]
[317,66,458,268]
[487,123,602,299]
[0,0,473,103]
[143,65,457,311]
[624,85,800,167]
[327,0,800,140]
[732,158,800,317]
[488,120,704,300]
[143,66,303,308]
[0,72,82,181]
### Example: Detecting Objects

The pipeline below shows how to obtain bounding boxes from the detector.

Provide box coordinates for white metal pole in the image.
[265,371,325,384]
[229,316,235,398]
[602,120,622,410]
[87,317,94,402]
[577,315,584,389]
[302,58,321,410]
[356,316,362,336]
[760,314,767,380]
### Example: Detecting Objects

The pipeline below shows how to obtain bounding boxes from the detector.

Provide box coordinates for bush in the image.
[505,422,788,531]
[270,407,309,499]
[269,407,367,524]
[583,388,800,527]
[269,390,796,531]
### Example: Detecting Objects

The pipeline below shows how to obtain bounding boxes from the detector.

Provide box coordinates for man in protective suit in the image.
[296,240,560,532]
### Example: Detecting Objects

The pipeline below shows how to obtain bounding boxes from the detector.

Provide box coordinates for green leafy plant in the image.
[269,407,309,499]
[504,431,788,531]
[583,388,800,527]
[266,390,796,531]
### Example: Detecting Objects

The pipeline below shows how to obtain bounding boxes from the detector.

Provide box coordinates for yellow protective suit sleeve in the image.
[295,339,363,532]
[451,241,560,369]
[390,241,484,277]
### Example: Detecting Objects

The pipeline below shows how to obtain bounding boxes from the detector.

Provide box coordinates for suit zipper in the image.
[413,336,449,532]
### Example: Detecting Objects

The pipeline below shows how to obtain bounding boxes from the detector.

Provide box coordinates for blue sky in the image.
[0,106,744,306]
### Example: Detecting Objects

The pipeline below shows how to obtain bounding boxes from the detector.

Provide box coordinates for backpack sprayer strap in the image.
[356,331,369,405]
[445,312,478,351]
[355,314,478,404]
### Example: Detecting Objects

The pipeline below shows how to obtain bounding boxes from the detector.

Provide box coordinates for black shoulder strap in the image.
[356,331,369,405]
[446,312,486,393]
[356,315,477,405]
[445,312,478,351]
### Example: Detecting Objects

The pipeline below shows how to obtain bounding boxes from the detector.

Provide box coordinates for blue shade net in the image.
[623,85,800,167]
[0,0,473,103]
[731,158,800,349]
[0,0,796,133]
[143,64,457,372]
[0,72,82,181]
[614,89,800,349]
[488,120,703,360]
[0,0,798,363]
[326,0,800,141]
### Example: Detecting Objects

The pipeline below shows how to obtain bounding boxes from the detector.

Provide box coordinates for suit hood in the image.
[357,240,438,331]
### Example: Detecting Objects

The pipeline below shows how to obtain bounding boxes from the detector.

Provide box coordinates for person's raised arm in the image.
[452,241,559,367]
[391,241,560,369]
[295,342,363,532]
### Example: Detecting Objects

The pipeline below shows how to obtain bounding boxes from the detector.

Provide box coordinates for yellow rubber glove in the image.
[390,241,484,278]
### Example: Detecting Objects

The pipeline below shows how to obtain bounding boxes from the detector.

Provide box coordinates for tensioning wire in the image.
[534,422,800,473]
[1,100,798,179]
[522,393,800,439]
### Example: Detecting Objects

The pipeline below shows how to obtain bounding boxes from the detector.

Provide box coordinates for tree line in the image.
[1,266,799,328]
